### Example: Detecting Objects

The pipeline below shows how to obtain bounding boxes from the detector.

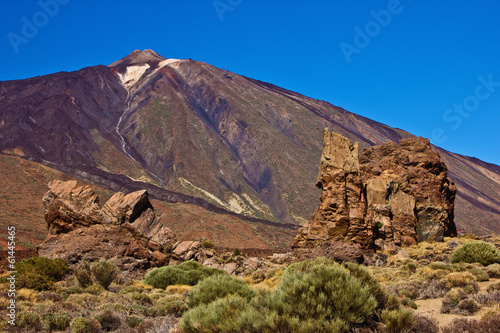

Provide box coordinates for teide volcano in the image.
[0,50,499,245]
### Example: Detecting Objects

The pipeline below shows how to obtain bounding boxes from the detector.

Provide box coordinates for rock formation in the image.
[292,129,457,254]
[39,180,177,274]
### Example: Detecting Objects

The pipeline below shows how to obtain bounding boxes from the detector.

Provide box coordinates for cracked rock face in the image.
[292,130,457,253]
[39,180,177,272]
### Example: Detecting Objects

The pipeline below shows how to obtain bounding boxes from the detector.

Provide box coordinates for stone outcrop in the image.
[42,180,102,234]
[292,129,457,254]
[39,180,177,274]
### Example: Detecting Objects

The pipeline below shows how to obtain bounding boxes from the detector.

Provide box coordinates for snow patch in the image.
[158,58,181,68]
[118,64,150,89]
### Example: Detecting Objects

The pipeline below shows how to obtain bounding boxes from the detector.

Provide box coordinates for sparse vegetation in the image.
[7,236,500,332]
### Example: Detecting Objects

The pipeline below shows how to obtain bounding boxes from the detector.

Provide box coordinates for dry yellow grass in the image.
[166,285,192,294]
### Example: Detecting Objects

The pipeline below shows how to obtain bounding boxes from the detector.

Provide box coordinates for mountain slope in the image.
[0,50,498,243]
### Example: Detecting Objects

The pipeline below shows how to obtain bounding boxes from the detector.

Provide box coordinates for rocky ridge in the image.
[37,180,284,277]
[292,130,457,254]
[38,180,177,274]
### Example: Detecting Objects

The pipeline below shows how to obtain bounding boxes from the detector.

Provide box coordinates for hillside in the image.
[0,50,498,249]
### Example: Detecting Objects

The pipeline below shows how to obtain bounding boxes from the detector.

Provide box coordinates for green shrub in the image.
[468,267,490,282]
[487,282,500,293]
[129,292,152,305]
[345,262,393,309]
[271,260,377,327]
[200,240,214,249]
[18,311,42,330]
[95,309,122,331]
[182,294,349,333]
[91,260,119,289]
[403,297,418,309]
[144,260,227,289]
[381,308,416,333]
[85,284,105,295]
[74,261,93,288]
[187,274,256,308]
[486,263,500,278]
[450,241,500,266]
[70,317,101,333]
[180,259,379,332]
[429,261,450,270]
[125,316,143,328]
[441,288,468,314]
[457,298,480,315]
[153,297,189,316]
[119,285,142,294]
[444,272,478,292]
[46,312,71,331]
[16,257,69,290]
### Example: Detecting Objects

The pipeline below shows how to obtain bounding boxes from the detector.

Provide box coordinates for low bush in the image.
[457,298,480,315]
[91,260,119,289]
[95,309,122,331]
[69,317,101,333]
[46,312,71,331]
[144,260,226,289]
[487,282,500,293]
[441,313,500,333]
[125,316,143,328]
[429,261,450,271]
[129,291,152,305]
[450,241,500,266]
[380,308,416,333]
[85,283,105,295]
[200,240,214,249]
[412,314,439,333]
[74,261,92,288]
[486,263,500,278]
[468,267,490,281]
[187,274,256,308]
[444,272,478,292]
[16,257,69,291]
[153,296,189,316]
[181,259,380,332]
[17,311,42,330]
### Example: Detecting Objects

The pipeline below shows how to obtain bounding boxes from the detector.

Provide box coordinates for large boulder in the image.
[102,190,151,225]
[38,181,177,273]
[292,129,456,254]
[43,180,102,234]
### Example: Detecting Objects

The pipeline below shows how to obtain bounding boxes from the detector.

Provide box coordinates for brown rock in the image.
[173,241,200,256]
[102,190,151,225]
[38,181,177,274]
[292,129,456,254]
[43,180,102,234]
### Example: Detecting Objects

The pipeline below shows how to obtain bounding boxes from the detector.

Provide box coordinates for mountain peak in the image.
[108,49,167,68]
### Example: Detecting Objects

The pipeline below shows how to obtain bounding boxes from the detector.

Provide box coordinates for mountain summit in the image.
[108,49,167,68]
[0,50,499,245]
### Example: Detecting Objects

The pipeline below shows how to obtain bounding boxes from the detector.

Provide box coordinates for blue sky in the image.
[1,0,499,165]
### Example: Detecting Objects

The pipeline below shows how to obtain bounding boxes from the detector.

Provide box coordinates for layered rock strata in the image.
[292,130,457,254]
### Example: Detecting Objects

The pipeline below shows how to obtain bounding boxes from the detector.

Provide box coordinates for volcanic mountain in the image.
[0,50,499,248]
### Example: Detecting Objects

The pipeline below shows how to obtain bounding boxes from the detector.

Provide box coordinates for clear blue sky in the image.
[1,0,499,165]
